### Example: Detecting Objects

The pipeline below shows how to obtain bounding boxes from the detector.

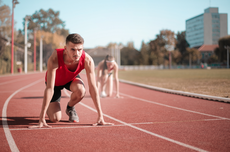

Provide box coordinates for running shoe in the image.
[100,91,107,98]
[65,106,79,122]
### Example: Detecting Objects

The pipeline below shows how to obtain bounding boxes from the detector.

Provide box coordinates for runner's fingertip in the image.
[92,123,98,126]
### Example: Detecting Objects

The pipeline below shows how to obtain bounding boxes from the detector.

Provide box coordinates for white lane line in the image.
[64,89,208,152]
[120,93,230,121]
[10,118,223,131]
[0,77,32,85]
[2,79,43,152]
[0,90,43,93]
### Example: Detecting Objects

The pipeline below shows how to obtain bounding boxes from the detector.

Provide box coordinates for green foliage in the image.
[0,45,11,74]
[171,49,182,65]
[121,42,140,65]
[215,35,230,64]
[0,4,11,37]
[24,8,69,37]
[175,31,189,64]
[185,47,201,64]
[208,54,219,64]
[149,30,170,66]
[140,41,149,65]
[0,5,70,74]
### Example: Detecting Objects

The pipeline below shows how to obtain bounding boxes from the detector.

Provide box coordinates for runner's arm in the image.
[29,51,58,128]
[84,53,113,125]
[96,61,102,93]
[40,55,57,121]
[113,63,120,98]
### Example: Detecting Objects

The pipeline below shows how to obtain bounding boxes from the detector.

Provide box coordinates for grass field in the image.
[118,69,230,98]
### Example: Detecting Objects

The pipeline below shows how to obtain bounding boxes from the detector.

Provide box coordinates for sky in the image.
[1,0,230,50]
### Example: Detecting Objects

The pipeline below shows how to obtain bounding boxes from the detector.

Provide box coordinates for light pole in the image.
[116,44,123,69]
[24,15,30,73]
[165,45,174,69]
[225,46,230,69]
[33,28,36,71]
[11,0,19,74]
[40,35,44,72]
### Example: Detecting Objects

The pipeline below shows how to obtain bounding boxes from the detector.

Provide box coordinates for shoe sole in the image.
[65,109,79,123]
[69,120,79,123]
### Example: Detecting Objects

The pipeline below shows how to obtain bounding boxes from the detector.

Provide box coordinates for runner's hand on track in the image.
[28,118,52,129]
[115,94,123,98]
[93,117,114,126]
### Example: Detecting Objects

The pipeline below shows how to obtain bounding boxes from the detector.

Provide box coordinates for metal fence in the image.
[120,65,227,70]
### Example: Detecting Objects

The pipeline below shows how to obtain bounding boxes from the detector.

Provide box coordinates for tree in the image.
[185,48,201,65]
[175,31,189,64]
[149,37,165,65]
[32,30,66,68]
[171,49,182,65]
[208,54,218,64]
[0,44,11,74]
[24,8,69,37]
[0,3,11,73]
[120,41,140,65]
[161,30,176,52]
[140,41,149,65]
[0,34,6,56]
[19,8,69,69]
[0,4,11,38]
[149,30,176,66]
[215,35,230,64]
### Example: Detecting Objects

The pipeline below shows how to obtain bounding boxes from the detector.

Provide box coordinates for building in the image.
[0,36,32,73]
[84,47,112,66]
[186,7,228,48]
[198,44,218,63]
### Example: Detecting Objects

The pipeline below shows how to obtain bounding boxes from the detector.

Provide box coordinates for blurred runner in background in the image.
[96,55,121,98]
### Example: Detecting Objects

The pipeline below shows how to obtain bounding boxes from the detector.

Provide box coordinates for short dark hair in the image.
[66,33,84,45]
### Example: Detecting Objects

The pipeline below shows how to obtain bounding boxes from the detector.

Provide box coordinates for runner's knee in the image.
[72,86,86,99]
[101,75,108,84]
[107,93,112,97]
[49,117,61,123]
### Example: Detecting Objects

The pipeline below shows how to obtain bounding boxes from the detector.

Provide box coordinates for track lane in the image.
[1,73,230,152]
[0,73,45,152]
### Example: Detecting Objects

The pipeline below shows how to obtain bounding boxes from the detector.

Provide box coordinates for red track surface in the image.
[1,72,230,152]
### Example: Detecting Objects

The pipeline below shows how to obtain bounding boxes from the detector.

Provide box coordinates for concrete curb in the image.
[119,79,230,103]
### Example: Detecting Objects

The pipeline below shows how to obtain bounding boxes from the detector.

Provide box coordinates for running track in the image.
[0,72,230,152]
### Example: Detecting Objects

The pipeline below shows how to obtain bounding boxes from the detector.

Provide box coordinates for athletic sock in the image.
[67,103,73,109]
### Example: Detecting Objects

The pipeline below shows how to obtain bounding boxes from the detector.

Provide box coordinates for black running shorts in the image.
[47,75,83,102]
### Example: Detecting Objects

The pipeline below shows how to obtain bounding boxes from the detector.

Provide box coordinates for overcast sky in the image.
[2,0,230,49]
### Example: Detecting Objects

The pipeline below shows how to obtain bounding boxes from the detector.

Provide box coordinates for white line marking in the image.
[0,90,43,93]
[120,93,230,121]
[2,79,43,152]
[0,77,32,85]
[10,118,223,131]
[64,89,208,152]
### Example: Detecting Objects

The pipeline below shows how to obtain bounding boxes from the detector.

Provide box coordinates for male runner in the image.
[30,33,112,128]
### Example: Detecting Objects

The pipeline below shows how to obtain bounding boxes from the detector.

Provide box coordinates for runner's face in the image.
[106,62,115,70]
[65,42,83,62]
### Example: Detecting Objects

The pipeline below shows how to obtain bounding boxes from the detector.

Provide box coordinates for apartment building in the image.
[186,7,228,48]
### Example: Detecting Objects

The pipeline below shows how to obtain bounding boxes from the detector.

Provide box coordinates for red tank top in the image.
[45,48,85,86]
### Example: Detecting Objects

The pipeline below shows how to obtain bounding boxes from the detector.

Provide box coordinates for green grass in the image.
[118,69,230,98]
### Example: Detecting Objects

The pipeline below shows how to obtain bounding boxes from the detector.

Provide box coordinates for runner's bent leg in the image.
[68,78,86,107]
[65,78,85,122]
[46,86,62,123]
[100,74,108,94]
[47,102,62,122]
[106,74,113,97]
